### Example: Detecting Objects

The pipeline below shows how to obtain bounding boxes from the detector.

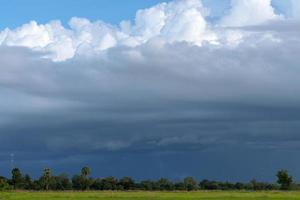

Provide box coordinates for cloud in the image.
[0,0,299,153]
[0,0,280,62]
[220,0,282,27]
[0,0,218,61]
[0,0,299,179]
[0,24,299,155]
[0,21,75,61]
[0,0,292,62]
[127,0,215,45]
[291,0,300,19]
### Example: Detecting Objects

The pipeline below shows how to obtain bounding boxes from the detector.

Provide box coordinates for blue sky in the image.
[0,0,292,29]
[0,0,173,29]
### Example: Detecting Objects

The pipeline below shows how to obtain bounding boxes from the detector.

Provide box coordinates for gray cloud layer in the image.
[1,26,299,153]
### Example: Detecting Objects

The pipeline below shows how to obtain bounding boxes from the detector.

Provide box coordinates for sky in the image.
[0,0,300,182]
[0,0,293,29]
[0,0,174,29]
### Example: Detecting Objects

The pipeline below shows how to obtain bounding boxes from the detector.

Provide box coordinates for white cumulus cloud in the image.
[0,0,216,61]
[291,0,300,19]
[0,0,292,61]
[220,0,282,27]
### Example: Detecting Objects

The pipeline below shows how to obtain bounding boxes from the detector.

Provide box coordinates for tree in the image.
[81,166,92,190]
[56,174,72,190]
[23,174,34,190]
[72,166,92,190]
[72,175,84,190]
[100,177,118,190]
[199,179,219,190]
[81,166,91,178]
[119,177,135,190]
[48,174,72,190]
[140,180,154,191]
[41,168,52,190]
[250,179,258,190]
[11,168,23,189]
[91,178,102,190]
[235,182,245,190]
[156,178,174,191]
[0,177,10,191]
[277,170,293,190]
[183,177,198,191]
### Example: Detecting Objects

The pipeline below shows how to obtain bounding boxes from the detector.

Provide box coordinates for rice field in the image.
[1,191,300,200]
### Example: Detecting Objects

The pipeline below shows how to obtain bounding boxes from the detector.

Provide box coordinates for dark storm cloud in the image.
[0,24,300,180]
[0,26,300,158]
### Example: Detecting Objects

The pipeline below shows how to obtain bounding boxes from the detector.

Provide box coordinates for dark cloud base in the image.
[1,147,299,182]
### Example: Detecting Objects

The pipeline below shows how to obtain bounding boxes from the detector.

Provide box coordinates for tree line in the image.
[0,167,296,191]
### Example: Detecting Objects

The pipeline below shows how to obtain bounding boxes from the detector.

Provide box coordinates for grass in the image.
[1,191,300,200]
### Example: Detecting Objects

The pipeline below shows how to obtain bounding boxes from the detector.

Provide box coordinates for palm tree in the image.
[81,166,91,190]
[42,168,52,190]
[81,166,90,178]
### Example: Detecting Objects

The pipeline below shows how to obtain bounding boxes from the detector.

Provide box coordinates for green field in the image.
[1,191,300,200]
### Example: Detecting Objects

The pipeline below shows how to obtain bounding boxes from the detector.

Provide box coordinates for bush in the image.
[0,177,11,191]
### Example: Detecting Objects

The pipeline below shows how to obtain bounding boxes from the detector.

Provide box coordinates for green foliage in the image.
[0,166,296,192]
[72,166,92,190]
[99,177,119,190]
[183,176,198,191]
[11,168,23,189]
[277,170,293,190]
[156,178,174,191]
[140,180,155,191]
[40,168,52,190]
[0,177,10,191]
[48,174,72,190]
[118,177,135,190]
[23,174,34,190]
[81,166,91,177]
[72,175,93,191]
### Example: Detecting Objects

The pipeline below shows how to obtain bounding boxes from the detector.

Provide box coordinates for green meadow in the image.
[1,191,300,200]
